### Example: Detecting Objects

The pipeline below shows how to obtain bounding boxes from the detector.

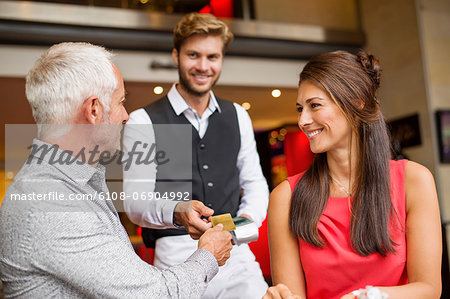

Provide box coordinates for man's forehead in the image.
[180,34,223,52]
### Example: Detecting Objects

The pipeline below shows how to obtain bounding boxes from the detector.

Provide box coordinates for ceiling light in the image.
[271,89,281,98]
[153,86,163,95]
[242,102,251,110]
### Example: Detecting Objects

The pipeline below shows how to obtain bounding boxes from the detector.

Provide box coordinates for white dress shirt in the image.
[122,84,269,228]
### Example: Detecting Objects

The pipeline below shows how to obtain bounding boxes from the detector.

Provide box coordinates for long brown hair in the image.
[289,51,396,257]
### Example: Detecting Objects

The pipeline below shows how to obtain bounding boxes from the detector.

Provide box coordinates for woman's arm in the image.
[268,180,307,298]
[389,161,442,297]
[342,161,442,299]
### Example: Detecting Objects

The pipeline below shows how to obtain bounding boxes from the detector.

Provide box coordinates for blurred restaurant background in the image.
[0,0,449,297]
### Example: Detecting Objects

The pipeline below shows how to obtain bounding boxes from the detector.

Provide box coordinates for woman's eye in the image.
[311,103,320,108]
[296,106,303,113]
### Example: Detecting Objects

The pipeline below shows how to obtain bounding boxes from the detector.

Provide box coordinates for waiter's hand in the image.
[239,213,253,221]
[173,200,214,239]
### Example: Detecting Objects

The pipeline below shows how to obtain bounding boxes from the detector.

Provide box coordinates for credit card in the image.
[211,213,236,231]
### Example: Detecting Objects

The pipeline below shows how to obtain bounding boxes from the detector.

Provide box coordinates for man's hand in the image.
[173,200,214,239]
[239,213,253,221]
[198,224,233,266]
[263,284,303,299]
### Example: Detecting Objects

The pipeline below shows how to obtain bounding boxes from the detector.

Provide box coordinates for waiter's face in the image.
[173,34,223,97]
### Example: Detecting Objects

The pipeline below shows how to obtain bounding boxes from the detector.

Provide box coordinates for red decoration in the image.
[284,130,314,176]
[199,0,234,18]
[248,217,270,278]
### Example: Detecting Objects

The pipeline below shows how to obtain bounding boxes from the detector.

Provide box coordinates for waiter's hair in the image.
[173,12,234,53]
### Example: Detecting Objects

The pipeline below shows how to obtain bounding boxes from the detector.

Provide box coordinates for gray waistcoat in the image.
[141,96,241,247]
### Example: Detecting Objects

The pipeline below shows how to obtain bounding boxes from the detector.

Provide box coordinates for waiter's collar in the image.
[167,83,222,116]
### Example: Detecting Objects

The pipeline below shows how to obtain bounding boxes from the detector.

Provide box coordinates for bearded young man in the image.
[123,13,269,298]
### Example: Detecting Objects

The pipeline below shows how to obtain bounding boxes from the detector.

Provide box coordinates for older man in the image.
[0,42,232,298]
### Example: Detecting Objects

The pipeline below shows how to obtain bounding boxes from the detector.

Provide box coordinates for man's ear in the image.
[172,48,179,66]
[82,96,103,124]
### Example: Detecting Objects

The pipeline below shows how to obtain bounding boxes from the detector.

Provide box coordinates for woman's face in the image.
[296,80,353,154]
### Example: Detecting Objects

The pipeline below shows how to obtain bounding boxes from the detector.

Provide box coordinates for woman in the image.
[265,51,441,299]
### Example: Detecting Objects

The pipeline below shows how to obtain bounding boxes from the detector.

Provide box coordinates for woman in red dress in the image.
[264,51,441,299]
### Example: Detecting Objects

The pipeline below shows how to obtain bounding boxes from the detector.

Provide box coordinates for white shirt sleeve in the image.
[122,108,178,228]
[233,103,269,227]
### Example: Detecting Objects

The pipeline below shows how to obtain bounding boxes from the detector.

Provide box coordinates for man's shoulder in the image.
[213,98,250,117]
[7,160,61,191]
[215,96,234,105]
[2,159,97,212]
[144,96,170,111]
[214,97,240,114]
[2,165,92,232]
[128,108,151,125]
[139,96,174,120]
[2,179,105,231]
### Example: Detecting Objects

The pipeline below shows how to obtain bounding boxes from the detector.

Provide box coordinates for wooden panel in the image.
[0,77,299,161]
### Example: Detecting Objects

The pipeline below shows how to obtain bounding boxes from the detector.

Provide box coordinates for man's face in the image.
[98,65,129,153]
[173,34,223,97]
[107,65,129,126]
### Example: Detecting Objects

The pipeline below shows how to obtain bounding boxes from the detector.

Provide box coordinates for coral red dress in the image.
[286,160,408,299]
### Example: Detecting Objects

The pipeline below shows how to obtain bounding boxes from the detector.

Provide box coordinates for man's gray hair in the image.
[26,42,117,137]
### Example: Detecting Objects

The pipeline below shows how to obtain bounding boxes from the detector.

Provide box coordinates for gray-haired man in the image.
[0,42,232,298]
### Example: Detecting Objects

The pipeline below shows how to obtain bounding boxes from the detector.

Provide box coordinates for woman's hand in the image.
[263,284,303,299]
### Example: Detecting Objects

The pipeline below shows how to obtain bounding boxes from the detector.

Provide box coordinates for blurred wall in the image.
[360,0,433,172]
[254,0,359,30]
[360,0,450,270]
[417,0,450,255]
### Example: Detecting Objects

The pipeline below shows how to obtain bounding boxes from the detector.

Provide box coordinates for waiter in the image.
[123,12,269,298]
